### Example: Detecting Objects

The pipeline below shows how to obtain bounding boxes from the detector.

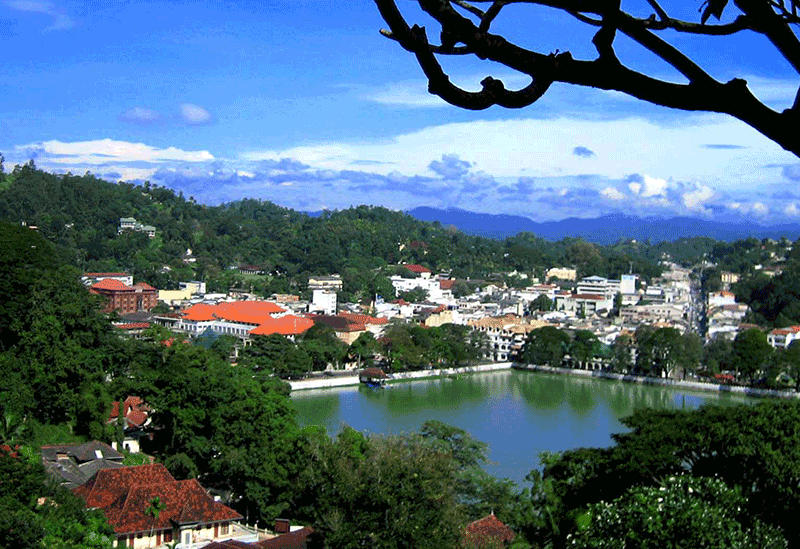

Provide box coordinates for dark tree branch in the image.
[374,0,800,157]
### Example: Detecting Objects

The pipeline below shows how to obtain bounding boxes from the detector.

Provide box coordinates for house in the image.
[41,441,124,489]
[73,464,252,548]
[767,326,800,349]
[311,312,388,345]
[463,512,516,549]
[108,396,152,453]
[91,279,159,315]
[118,218,156,238]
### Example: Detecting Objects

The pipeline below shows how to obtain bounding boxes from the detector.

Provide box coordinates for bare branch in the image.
[452,0,485,18]
[380,28,473,54]
[479,1,508,32]
[374,0,800,156]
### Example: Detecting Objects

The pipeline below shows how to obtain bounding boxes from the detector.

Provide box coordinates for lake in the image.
[290,369,752,485]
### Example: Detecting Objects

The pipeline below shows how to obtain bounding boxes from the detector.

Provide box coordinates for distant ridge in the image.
[407,207,800,244]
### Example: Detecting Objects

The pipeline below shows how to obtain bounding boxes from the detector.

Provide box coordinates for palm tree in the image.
[145,496,166,548]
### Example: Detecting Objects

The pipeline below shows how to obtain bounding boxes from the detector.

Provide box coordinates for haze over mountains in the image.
[407,207,800,244]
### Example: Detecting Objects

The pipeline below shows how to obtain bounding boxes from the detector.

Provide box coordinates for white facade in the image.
[309,289,337,315]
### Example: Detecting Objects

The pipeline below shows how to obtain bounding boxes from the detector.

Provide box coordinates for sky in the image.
[2,0,800,223]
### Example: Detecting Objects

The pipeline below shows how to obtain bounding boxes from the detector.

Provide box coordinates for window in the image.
[221,523,229,535]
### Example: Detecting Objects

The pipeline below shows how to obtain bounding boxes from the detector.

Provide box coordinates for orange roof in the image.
[182,301,287,324]
[770,326,800,335]
[181,303,218,321]
[92,279,129,291]
[250,315,314,336]
[133,282,156,291]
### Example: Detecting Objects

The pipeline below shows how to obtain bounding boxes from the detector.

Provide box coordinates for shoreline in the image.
[514,363,800,400]
[288,362,513,391]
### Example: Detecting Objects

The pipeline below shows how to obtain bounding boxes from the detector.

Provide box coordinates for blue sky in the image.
[2,0,799,222]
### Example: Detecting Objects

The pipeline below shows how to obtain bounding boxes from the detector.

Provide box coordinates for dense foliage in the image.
[0,164,670,299]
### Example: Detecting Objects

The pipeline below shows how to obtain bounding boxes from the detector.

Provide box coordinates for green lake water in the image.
[290,370,752,486]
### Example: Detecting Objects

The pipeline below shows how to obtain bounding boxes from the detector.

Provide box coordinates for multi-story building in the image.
[469,316,550,362]
[90,279,158,315]
[547,267,577,281]
[307,275,344,292]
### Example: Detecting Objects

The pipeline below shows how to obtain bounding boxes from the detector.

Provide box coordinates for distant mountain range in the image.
[406,207,800,244]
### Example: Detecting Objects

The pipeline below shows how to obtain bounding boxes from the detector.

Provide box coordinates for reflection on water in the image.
[291,370,751,485]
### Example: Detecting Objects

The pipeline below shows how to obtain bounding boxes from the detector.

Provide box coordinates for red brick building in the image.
[90,279,158,315]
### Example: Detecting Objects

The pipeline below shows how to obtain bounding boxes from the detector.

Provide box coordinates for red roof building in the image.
[463,512,516,549]
[90,279,158,315]
[108,396,151,430]
[74,464,243,548]
[179,301,312,339]
[402,263,432,274]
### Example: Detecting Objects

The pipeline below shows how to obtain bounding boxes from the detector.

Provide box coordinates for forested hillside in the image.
[0,163,665,295]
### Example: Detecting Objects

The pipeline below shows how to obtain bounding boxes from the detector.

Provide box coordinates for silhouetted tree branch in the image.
[374,0,800,157]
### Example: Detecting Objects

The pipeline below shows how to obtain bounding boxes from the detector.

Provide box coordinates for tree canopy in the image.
[375,0,800,157]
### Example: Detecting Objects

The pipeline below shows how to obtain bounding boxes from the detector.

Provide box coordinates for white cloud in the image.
[752,202,769,216]
[785,203,800,217]
[15,138,214,165]
[4,0,74,30]
[119,107,160,124]
[601,187,626,200]
[682,184,715,210]
[239,113,794,193]
[180,104,212,125]
[365,84,448,108]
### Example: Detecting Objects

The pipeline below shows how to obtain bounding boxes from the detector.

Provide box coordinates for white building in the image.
[767,326,800,349]
[309,289,337,316]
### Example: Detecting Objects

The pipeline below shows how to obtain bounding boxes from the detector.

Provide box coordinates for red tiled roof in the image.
[74,464,175,509]
[402,263,431,274]
[339,312,388,326]
[255,527,314,548]
[92,279,129,291]
[74,464,241,535]
[770,325,800,335]
[108,396,150,428]
[114,322,151,330]
[439,279,456,290]
[133,282,156,291]
[463,513,515,549]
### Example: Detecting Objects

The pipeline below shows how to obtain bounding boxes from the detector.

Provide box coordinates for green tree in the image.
[136,344,305,523]
[348,332,378,368]
[520,327,570,368]
[569,476,786,549]
[240,333,312,379]
[529,294,552,313]
[569,331,600,369]
[732,328,773,382]
[294,427,465,549]
[0,447,115,549]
